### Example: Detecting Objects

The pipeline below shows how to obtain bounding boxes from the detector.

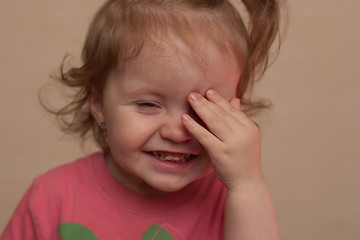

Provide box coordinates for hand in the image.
[181,89,263,190]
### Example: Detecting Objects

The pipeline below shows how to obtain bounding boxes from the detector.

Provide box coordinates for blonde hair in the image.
[44,0,281,148]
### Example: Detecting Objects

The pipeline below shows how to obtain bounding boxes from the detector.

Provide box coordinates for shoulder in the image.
[26,152,104,223]
[1,153,105,239]
[34,152,102,185]
[29,152,104,200]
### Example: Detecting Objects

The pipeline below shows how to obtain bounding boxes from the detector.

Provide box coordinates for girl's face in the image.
[91,37,241,195]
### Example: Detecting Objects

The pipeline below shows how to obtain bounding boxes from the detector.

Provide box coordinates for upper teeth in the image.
[152,151,191,162]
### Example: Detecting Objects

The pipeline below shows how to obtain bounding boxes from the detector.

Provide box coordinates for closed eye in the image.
[136,101,160,108]
[135,101,163,115]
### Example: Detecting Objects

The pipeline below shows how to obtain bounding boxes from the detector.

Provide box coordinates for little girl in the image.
[1,0,282,239]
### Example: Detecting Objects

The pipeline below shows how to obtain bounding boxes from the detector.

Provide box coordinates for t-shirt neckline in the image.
[89,152,204,215]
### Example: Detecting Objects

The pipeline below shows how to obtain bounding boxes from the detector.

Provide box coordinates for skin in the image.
[90,36,280,239]
[183,90,280,239]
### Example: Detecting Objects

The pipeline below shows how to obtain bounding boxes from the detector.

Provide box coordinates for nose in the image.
[159,116,192,143]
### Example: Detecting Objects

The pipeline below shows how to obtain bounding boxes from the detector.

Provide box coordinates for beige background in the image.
[1,0,359,239]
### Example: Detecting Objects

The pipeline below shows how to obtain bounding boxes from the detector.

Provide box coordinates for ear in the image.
[89,93,106,128]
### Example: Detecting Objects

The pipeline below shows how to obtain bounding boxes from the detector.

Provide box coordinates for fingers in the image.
[182,89,263,189]
[205,89,237,112]
[205,89,249,123]
[181,113,221,150]
[187,91,238,141]
[206,90,258,130]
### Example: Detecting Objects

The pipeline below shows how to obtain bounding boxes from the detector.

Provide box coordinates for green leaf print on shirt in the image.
[56,222,174,240]
[56,222,99,240]
[142,224,174,240]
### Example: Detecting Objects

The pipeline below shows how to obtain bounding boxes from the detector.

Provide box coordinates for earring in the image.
[100,121,105,127]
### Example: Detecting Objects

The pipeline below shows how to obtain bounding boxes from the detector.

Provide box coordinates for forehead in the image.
[130,34,240,83]
[114,36,240,99]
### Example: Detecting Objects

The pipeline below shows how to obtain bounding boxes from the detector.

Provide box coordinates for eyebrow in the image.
[122,85,168,98]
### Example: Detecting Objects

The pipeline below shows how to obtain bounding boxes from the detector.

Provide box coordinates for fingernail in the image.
[189,93,201,102]
[181,114,190,122]
[207,89,217,98]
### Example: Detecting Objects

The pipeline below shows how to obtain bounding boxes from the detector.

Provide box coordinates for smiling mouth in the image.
[150,151,193,163]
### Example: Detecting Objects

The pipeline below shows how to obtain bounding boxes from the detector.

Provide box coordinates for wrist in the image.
[225,171,267,192]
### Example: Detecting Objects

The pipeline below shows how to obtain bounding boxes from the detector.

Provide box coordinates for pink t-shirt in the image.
[1,152,227,240]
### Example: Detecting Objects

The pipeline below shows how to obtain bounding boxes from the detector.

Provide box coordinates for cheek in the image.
[106,114,159,150]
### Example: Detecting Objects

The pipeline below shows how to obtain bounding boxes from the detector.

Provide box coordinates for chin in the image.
[149,179,192,194]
